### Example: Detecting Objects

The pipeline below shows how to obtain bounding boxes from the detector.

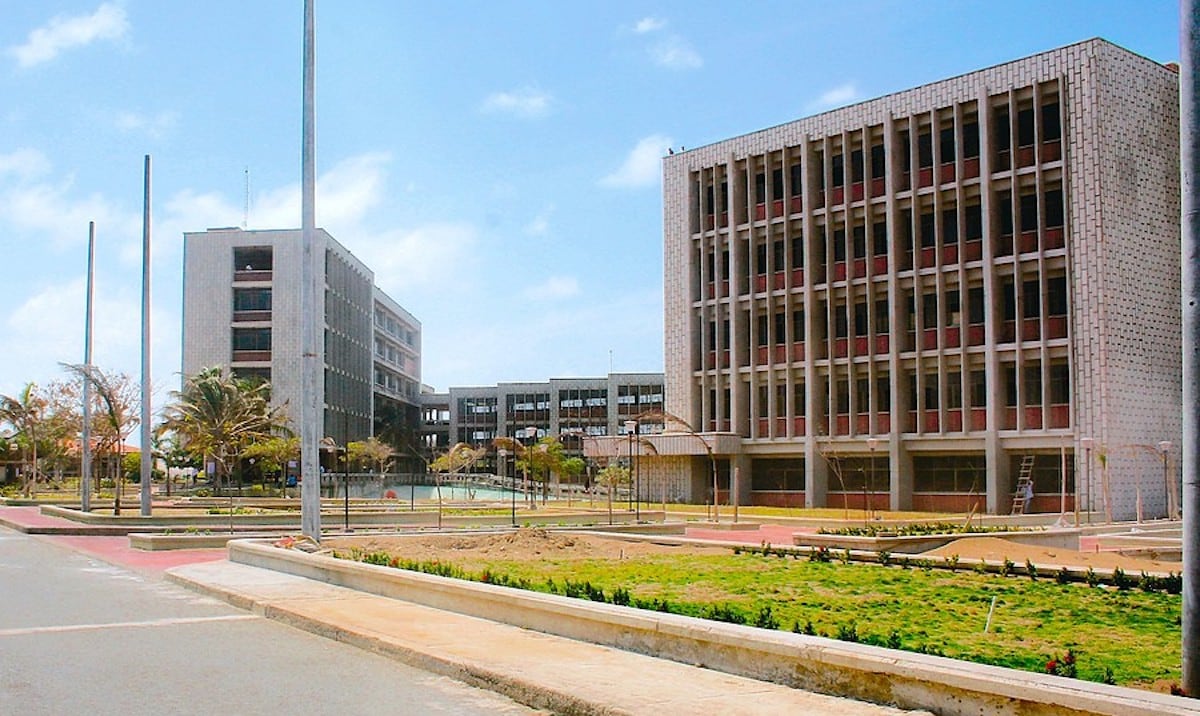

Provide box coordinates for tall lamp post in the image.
[498,448,512,527]
[524,426,538,508]
[866,437,879,521]
[1158,440,1174,519]
[1079,437,1094,525]
[624,420,638,518]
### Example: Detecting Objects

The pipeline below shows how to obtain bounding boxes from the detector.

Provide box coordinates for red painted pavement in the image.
[1,505,227,575]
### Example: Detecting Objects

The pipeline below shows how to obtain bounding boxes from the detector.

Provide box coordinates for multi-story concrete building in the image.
[420,373,665,473]
[660,39,1181,519]
[182,227,422,447]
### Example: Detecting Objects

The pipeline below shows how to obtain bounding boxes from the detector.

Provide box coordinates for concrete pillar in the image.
[807,444,829,507]
[985,432,1008,514]
[732,453,753,507]
[892,441,914,510]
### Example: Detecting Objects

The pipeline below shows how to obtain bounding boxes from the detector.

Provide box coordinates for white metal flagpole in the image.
[140,155,153,516]
[300,0,322,540]
[81,222,95,512]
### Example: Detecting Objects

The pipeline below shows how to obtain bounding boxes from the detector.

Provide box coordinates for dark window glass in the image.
[754,173,766,203]
[946,371,962,409]
[876,376,891,411]
[1001,280,1016,321]
[1017,108,1035,146]
[757,315,769,347]
[233,288,272,312]
[774,313,786,344]
[789,163,802,196]
[792,310,805,339]
[791,236,804,269]
[833,229,847,262]
[854,302,868,336]
[917,132,933,168]
[970,370,986,407]
[1042,101,1061,141]
[870,144,886,178]
[962,121,980,158]
[1024,364,1042,405]
[1044,189,1064,227]
[899,131,912,170]
[831,154,845,187]
[1048,276,1068,315]
[704,184,714,213]
[875,299,889,334]
[872,220,888,256]
[965,204,983,240]
[920,212,936,248]
[850,149,864,183]
[772,240,785,272]
[836,380,850,414]
[922,293,938,329]
[719,181,729,211]
[1019,194,1039,232]
[233,327,271,351]
[942,208,958,244]
[1049,362,1070,404]
[1023,279,1040,319]
[945,290,961,327]
[772,168,784,200]
[939,127,955,162]
[234,246,273,272]
[834,304,848,338]
[852,225,866,258]
[968,286,985,324]
[993,109,1011,151]
[998,192,1014,235]
[814,152,825,190]
[924,374,939,410]
[1003,365,1017,406]
[756,243,768,275]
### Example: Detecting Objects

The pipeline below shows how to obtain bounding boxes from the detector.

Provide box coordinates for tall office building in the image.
[181,227,422,448]
[661,39,1180,518]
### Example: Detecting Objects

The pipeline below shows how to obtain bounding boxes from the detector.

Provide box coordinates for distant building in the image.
[420,373,665,475]
[181,227,422,448]
[658,39,1180,518]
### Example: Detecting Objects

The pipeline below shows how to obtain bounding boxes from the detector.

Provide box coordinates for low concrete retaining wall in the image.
[228,539,1191,716]
[795,528,1081,554]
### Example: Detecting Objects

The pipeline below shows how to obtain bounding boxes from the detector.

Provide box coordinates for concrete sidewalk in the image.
[168,559,927,716]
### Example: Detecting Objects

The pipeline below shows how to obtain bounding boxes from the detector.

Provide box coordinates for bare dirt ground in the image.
[325,529,1181,575]
[922,536,1181,573]
[324,529,729,564]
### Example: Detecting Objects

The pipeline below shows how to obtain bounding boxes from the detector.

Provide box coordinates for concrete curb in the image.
[218,539,1196,716]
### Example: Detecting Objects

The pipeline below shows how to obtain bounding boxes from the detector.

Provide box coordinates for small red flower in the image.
[1045,660,1058,673]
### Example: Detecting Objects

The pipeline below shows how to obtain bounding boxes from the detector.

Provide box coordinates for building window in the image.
[850,149,864,183]
[755,243,768,275]
[1019,193,1039,233]
[1001,279,1017,321]
[831,154,844,188]
[942,208,958,244]
[1049,362,1070,404]
[923,373,939,410]
[968,286,985,325]
[772,239,785,272]
[852,225,866,259]
[836,380,850,415]
[872,220,888,256]
[1024,363,1042,405]
[758,385,769,418]
[757,315,769,347]
[754,172,766,204]
[854,302,868,336]
[232,327,271,351]
[1017,107,1035,146]
[834,303,848,339]
[833,228,847,262]
[1022,280,1040,319]
[1042,101,1062,141]
[939,127,954,162]
[946,371,962,409]
[789,162,802,196]
[1044,189,1064,228]
[233,246,273,272]
[774,312,786,345]
[993,108,1011,152]
[876,375,891,411]
[233,287,272,312]
[874,299,889,335]
[1003,365,1018,407]
[962,121,980,158]
[970,370,986,408]
[917,131,933,168]
[792,310,805,339]
[919,212,936,248]
[1048,276,1068,316]
[791,236,804,269]
[964,204,982,241]
[870,144,886,178]
[922,293,938,329]
[945,290,961,327]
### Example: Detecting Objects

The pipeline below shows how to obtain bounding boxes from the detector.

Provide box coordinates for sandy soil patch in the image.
[922,536,1180,573]
[324,528,729,563]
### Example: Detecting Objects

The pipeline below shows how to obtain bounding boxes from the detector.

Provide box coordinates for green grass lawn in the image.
[343,548,1180,688]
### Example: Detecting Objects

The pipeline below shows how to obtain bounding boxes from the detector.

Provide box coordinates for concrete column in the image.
[891,440,914,510]
[807,443,829,507]
[732,453,753,507]
[985,431,1008,514]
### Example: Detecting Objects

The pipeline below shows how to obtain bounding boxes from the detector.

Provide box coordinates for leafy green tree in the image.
[0,383,48,497]
[62,364,140,513]
[242,436,300,492]
[157,366,291,491]
[596,464,630,522]
[347,436,394,474]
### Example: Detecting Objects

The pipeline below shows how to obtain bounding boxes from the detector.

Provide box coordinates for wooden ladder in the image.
[1010,455,1036,514]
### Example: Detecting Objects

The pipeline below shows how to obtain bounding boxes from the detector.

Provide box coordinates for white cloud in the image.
[600,134,672,189]
[0,172,139,252]
[650,36,702,70]
[357,223,480,296]
[524,205,554,236]
[115,110,179,140]
[523,276,579,301]
[480,88,553,119]
[634,17,667,34]
[8,2,130,68]
[0,148,52,180]
[807,83,861,112]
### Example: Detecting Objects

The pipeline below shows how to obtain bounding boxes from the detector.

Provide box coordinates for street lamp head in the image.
[866,437,879,451]
[1079,436,1094,450]
[1158,440,1171,453]
[623,419,638,435]
[525,426,538,440]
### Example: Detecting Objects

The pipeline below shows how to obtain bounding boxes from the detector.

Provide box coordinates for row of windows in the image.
[694,89,1062,225]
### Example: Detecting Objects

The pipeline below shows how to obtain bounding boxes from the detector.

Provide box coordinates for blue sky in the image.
[0,1,1180,405]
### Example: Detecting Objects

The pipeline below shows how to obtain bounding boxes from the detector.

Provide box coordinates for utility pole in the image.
[81,222,95,512]
[1181,0,1199,695]
[300,0,322,541]
[140,155,153,516]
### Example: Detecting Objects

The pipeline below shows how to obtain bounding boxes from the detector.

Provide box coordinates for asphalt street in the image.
[0,527,543,715]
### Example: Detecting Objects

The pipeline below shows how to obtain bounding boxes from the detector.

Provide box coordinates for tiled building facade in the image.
[182,227,422,447]
[662,39,1181,518]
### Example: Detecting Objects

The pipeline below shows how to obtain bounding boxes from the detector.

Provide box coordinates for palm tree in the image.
[0,383,48,497]
[158,367,291,492]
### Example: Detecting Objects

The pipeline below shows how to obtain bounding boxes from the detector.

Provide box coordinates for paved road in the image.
[0,527,542,715]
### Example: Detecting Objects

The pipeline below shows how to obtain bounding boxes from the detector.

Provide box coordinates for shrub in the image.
[1045,649,1077,679]
[835,622,860,643]
[876,550,892,566]
[1085,567,1099,587]
[753,605,780,630]
[1055,567,1071,585]
[808,546,831,563]
[1111,567,1131,591]
[1026,559,1039,580]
